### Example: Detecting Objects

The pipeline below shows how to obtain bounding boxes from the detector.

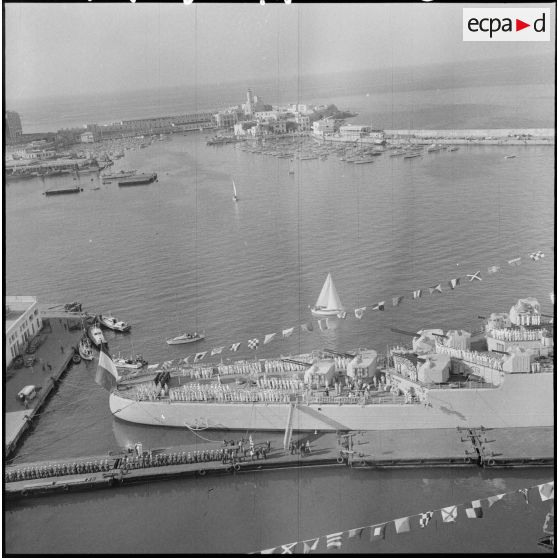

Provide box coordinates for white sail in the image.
[315,273,343,311]
[232,179,238,198]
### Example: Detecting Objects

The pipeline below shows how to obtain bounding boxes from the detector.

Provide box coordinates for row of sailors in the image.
[121,448,264,468]
[436,344,504,370]
[186,367,214,380]
[256,377,304,390]
[262,359,309,373]
[490,328,544,341]
[168,387,293,403]
[6,460,111,482]
[217,361,263,376]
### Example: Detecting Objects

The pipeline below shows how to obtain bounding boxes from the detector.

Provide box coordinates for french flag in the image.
[95,345,121,391]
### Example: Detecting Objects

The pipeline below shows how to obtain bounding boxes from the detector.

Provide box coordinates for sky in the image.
[4,2,555,101]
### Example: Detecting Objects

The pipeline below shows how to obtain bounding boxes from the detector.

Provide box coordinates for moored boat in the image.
[78,336,94,361]
[108,298,554,432]
[88,324,107,348]
[166,331,205,345]
[113,354,148,369]
[99,314,131,332]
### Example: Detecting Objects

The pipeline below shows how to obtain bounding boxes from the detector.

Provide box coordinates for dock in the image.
[117,172,157,186]
[5,315,87,458]
[43,186,83,196]
[5,426,553,501]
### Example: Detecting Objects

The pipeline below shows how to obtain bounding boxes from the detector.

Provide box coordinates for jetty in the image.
[43,186,83,196]
[4,426,553,501]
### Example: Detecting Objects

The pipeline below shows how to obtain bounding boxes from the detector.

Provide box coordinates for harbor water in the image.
[5,84,554,553]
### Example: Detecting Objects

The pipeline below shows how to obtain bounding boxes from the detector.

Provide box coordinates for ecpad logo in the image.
[463,8,550,41]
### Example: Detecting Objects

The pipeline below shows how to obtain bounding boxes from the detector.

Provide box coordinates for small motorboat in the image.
[99,314,131,332]
[113,354,148,369]
[78,336,94,361]
[88,324,107,347]
[17,385,40,402]
[166,331,205,345]
[504,155,517,159]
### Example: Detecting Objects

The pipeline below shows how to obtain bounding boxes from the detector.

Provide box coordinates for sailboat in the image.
[232,179,239,202]
[311,273,344,317]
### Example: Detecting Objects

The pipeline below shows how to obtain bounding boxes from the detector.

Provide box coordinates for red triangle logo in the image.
[516,19,530,31]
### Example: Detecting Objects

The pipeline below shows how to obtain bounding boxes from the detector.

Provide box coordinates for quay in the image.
[5,313,86,459]
[5,426,553,501]
[43,186,83,196]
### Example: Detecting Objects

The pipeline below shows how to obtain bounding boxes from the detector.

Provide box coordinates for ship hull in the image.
[109,372,554,431]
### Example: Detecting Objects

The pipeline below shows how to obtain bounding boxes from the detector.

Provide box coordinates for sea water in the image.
[5,77,554,553]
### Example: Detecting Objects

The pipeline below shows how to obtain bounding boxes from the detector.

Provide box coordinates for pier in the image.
[5,426,553,501]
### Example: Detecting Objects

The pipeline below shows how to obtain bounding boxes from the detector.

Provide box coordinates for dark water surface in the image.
[5,81,554,553]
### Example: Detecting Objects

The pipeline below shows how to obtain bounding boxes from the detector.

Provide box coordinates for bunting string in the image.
[252,481,554,554]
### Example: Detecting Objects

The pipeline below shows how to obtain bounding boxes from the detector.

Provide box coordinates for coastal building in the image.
[312,119,336,137]
[80,132,95,143]
[5,296,42,367]
[339,124,373,139]
[295,113,311,132]
[214,111,238,129]
[5,111,23,143]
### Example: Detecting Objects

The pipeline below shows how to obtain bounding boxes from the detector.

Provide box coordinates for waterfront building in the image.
[5,110,23,143]
[214,111,238,128]
[312,119,336,137]
[339,124,373,139]
[80,132,95,143]
[5,296,42,367]
[295,113,311,132]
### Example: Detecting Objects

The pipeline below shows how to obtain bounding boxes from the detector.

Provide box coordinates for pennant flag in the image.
[337,310,347,319]
[518,488,530,504]
[300,322,314,333]
[413,289,422,300]
[550,293,555,305]
[317,318,329,331]
[508,257,521,266]
[529,250,545,261]
[392,295,404,307]
[354,307,367,320]
[467,271,482,282]
[394,516,411,533]
[370,523,386,541]
[229,342,241,352]
[248,338,260,350]
[449,278,460,290]
[95,345,121,391]
[211,346,224,356]
[260,548,276,554]
[326,532,343,549]
[429,284,442,295]
[441,506,458,522]
[487,493,506,507]
[419,511,434,528]
[348,527,364,539]
[280,542,297,554]
[194,351,207,363]
[282,327,294,338]
[264,333,277,345]
[372,301,385,311]
[302,538,319,554]
[487,265,500,274]
[538,482,554,501]
[465,500,484,518]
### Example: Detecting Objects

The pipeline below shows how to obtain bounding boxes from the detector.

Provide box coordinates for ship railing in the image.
[428,380,498,390]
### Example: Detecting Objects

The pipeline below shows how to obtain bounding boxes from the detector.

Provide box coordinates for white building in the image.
[339,124,372,139]
[5,296,42,367]
[80,132,95,143]
[312,119,336,136]
[295,113,311,132]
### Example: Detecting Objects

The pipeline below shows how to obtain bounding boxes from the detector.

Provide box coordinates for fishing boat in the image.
[108,298,554,432]
[99,314,131,332]
[232,179,239,202]
[166,331,205,345]
[403,151,422,159]
[87,324,106,348]
[113,354,148,369]
[78,336,94,361]
[310,273,345,317]
[448,146,459,152]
